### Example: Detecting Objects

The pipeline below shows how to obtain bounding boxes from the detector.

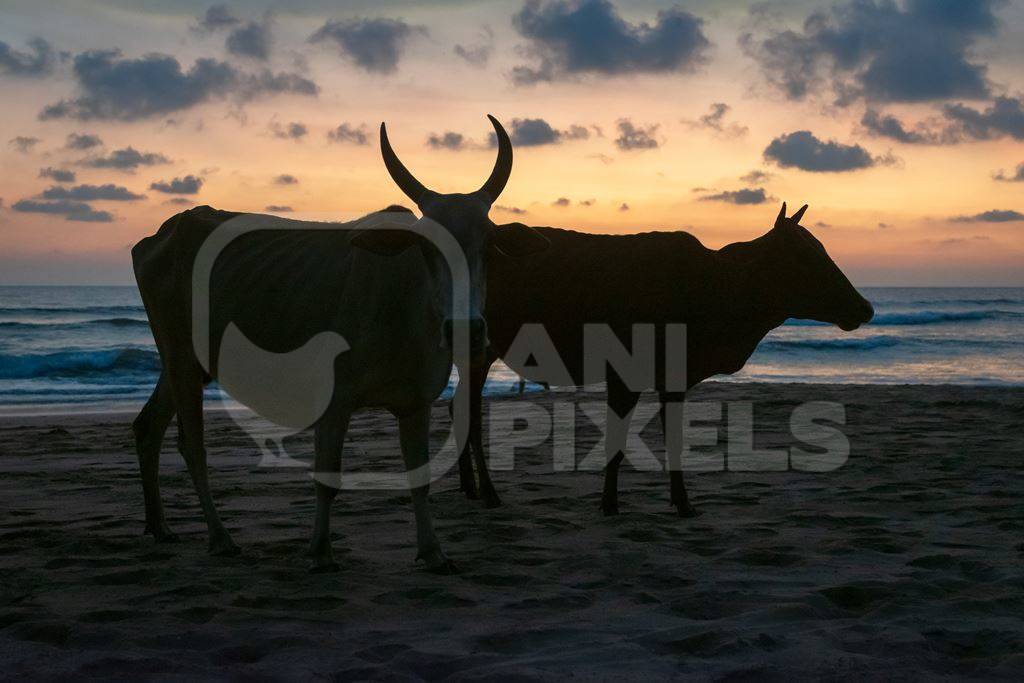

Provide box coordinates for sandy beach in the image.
[1,382,1022,679]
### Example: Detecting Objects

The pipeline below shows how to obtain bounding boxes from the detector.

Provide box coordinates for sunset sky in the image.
[1,0,1022,285]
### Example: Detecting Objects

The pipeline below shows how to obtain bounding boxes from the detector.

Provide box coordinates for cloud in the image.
[265,204,293,212]
[741,0,1001,105]
[454,26,494,67]
[227,20,272,60]
[274,174,298,185]
[0,38,55,77]
[11,199,114,222]
[65,132,103,150]
[327,122,369,145]
[579,199,595,207]
[511,0,709,84]
[427,131,468,151]
[698,187,771,205]
[495,205,527,215]
[150,175,203,194]
[739,169,773,184]
[552,197,570,207]
[814,221,831,228]
[614,119,659,150]
[195,5,240,32]
[39,168,76,183]
[619,202,629,211]
[763,130,883,172]
[309,18,425,74]
[951,209,1024,223]
[82,147,171,170]
[685,103,748,138]
[39,49,317,121]
[39,184,145,201]
[9,136,40,153]
[942,96,1024,141]
[861,109,940,144]
[164,197,192,206]
[269,121,308,140]
[994,162,1024,182]
[487,118,591,148]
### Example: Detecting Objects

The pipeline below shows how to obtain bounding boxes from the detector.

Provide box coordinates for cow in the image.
[130,115,546,574]
[452,203,874,516]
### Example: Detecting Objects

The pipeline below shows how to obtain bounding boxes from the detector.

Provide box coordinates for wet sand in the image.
[1,382,1023,679]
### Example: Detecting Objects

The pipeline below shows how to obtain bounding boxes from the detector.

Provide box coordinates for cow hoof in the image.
[309,561,340,574]
[481,491,502,509]
[676,503,702,519]
[418,548,458,575]
[146,524,180,543]
[601,500,619,516]
[209,538,242,557]
[463,487,480,501]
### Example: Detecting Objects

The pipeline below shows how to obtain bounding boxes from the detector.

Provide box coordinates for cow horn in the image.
[776,202,787,223]
[479,115,513,203]
[380,122,429,205]
[791,204,808,224]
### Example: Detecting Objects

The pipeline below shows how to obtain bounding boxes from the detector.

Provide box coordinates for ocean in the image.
[0,285,1021,414]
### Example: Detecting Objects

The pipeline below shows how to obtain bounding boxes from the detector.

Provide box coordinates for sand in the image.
[1,382,1023,680]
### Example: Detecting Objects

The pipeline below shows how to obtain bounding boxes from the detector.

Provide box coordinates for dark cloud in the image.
[552,197,570,207]
[11,199,114,222]
[814,221,831,228]
[65,132,103,150]
[309,18,424,74]
[942,96,1024,141]
[511,0,709,85]
[164,197,192,206]
[487,118,591,148]
[699,187,771,205]
[228,20,272,60]
[0,38,55,77]
[150,175,203,195]
[265,204,293,212]
[994,162,1024,182]
[9,136,40,153]
[269,121,308,140]
[39,168,76,183]
[39,49,317,121]
[327,122,369,145]
[739,169,773,184]
[763,130,879,172]
[861,109,939,144]
[951,209,1024,223]
[495,205,527,215]
[274,174,298,185]
[454,27,494,67]
[196,5,240,32]
[619,202,629,211]
[427,131,467,151]
[82,147,171,170]
[614,119,659,150]
[579,199,595,207]
[741,0,1001,105]
[686,103,748,138]
[40,184,145,201]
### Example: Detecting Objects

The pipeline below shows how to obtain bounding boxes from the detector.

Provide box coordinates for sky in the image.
[1,0,1022,286]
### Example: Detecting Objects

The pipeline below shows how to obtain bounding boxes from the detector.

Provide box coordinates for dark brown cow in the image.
[452,203,874,516]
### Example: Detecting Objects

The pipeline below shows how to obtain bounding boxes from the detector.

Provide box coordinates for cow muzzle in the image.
[443,318,488,352]
[838,297,874,331]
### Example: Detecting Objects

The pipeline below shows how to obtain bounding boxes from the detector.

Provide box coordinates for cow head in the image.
[765,203,874,331]
[354,115,546,353]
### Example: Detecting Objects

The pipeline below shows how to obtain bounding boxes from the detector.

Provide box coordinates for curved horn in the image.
[479,114,513,202]
[380,122,429,205]
[791,204,809,224]
[776,202,787,223]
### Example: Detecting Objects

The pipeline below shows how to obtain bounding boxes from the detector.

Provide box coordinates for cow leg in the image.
[450,395,479,500]
[467,366,501,509]
[132,371,178,542]
[659,391,700,518]
[308,411,350,573]
[166,359,239,556]
[601,377,640,517]
[398,405,456,574]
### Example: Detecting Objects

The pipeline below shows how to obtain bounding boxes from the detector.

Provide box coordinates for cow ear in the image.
[490,224,549,257]
[350,228,421,256]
